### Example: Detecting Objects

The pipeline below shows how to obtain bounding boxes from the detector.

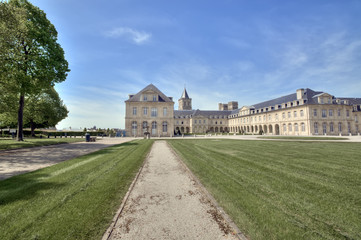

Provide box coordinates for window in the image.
[288,124,292,131]
[338,122,342,132]
[329,109,333,117]
[346,110,350,117]
[132,121,137,136]
[204,120,206,124]
[259,116,261,121]
[282,113,285,119]
[338,109,341,117]
[194,120,197,124]
[294,111,297,118]
[143,107,148,115]
[142,121,148,132]
[133,107,137,115]
[348,122,351,133]
[143,95,147,101]
[276,114,278,120]
[320,98,324,104]
[323,123,327,134]
[330,122,334,132]
[314,122,318,134]
[300,110,304,117]
[283,124,287,132]
[288,112,291,118]
[356,115,358,123]
[295,123,299,132]
[152,121,157,135]
[313,109,317,117]
[162,122,167,132]
[322,109,327,118]
[151,108,157,117]
[263,115,266,121]
[268,115,271,120]
[163,107,167,116]
[301,123,305,132]
[153,95,157,101]
[220,121,223,124]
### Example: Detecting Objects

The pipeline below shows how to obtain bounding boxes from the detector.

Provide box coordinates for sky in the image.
[29,0,361,130]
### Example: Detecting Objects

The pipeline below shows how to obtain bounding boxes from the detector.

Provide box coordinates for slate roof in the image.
[125,84,173,102]
[174,109,232,119]
[180,88,190,99]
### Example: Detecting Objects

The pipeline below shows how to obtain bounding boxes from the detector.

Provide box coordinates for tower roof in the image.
[180,88,190,99]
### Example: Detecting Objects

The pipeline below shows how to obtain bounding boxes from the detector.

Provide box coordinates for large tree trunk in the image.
[16,94,24,141]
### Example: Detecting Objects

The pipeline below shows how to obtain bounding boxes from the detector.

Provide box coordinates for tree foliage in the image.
[0,0,70,140]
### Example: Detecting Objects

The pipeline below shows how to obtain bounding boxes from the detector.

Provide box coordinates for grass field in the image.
[258,136,349,141]
[0,139,153,240]
[168,139,361,240]
[0,138,84,150]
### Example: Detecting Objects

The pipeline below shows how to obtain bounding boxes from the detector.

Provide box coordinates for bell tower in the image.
[178,88,192,110]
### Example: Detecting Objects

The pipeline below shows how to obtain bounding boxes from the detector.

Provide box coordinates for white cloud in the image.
[105,27,151,45]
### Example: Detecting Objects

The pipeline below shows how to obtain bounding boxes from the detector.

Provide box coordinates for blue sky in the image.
[29,0,361,130]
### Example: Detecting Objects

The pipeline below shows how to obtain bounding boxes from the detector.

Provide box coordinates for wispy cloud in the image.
[105,27,151,45]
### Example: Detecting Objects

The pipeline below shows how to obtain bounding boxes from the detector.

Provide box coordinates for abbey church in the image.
[125,84,361,137]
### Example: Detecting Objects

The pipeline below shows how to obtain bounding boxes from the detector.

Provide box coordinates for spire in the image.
[181,88,190,99]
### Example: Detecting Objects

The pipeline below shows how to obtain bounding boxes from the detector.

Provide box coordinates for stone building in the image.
[125,84,361,136]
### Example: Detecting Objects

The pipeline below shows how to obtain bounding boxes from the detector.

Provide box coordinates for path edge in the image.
[101,141,154,240]
[166,141,249,240]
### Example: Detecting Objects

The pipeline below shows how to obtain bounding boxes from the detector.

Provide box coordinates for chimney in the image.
[296,88,305,100]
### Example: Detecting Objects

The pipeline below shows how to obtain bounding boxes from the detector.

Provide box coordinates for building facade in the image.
[125,84,361,136]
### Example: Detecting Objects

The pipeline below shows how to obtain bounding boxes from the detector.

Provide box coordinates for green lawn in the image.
[0,138,84,151]
[258,136,349,141]
[168,139,361,240]
[0,139,154,240]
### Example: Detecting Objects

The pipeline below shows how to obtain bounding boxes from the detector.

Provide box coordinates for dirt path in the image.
[104,141,241,240]
[0,138,133,180]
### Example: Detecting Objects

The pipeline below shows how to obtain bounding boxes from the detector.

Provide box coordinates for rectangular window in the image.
[295,124,299,132]
[163,107,167,116]
[338,109,341,117]
[322,109,327,118]
[288,124,292,131]
[330,122,334,132]
[151,107,157,117]
[143,95,147,101]
[329,109,333,117]
[153,95,157,101]
[282,113,285,119]
[194,120,197,124]
[300,110,304,117]
[294,111,297,118]
[313,109,317,117]
[346,110,350,117]
[199,120,201,124]
[132,107,137,115]
[314,122,318,134]
[143,107,148,115]
[348,122,351,133]
[288,112,291,118]
[301,123,305,132]
[323,123,327,134]
[283,124,287,132]
[204,120,206,124]
[338,122,342,132]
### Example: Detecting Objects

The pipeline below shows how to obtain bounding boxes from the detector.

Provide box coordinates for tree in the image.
[0,0,69,141]
[24,87,68,136]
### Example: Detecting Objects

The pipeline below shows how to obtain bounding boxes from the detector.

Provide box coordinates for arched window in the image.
[330,122,334,132]
[301,122,305,132]
[288,123,292,131]
[152,121,157,135]
[162,122,167,132]
[294,123,299,132]
[142,121,148,133]
[132,121,137,136]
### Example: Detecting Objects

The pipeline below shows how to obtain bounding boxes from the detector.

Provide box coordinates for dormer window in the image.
[153,95,157,101]
[143,95,148,101]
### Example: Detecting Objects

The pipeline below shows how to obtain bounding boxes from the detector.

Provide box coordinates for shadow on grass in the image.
[0,171,65,206]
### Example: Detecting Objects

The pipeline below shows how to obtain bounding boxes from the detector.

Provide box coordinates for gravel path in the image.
[0,138,132,180]
[104,141,240,240]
